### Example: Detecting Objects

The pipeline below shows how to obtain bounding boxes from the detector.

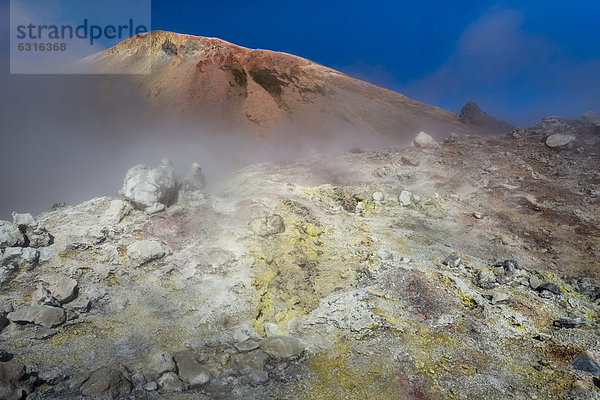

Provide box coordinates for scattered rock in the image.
[32,285,60,306]
[260,336,304,359]
[143,381,158,391]
[247,369,269,385]
[7,305,65,328]
[103,200,132,224]
[157,372,186,393]
[572,353,600,375]
[145,203,166,215]
[182,162,206,192]
[0,359,28,400]
[472,212,483,219]
[127,240,167,267]
[399,191,413,207]
[1,247,39,270]
[121,160,179,210]
[144,351,176,379]
[235,340,260,352]
[49,277,78,304]
[12,213,53,248]
[80,366,132,399]
[529,275,541,290]
[173,351,210,387]
[0,221,26,248]
[494,259,518,274]
[234,350,270,373]
[545,134,576,148]
[553,317,586,328]
[249,215,285,237]
[491,292,510,305]
[443,254,461,268]
[536,283,561,295]
[474,270,497,289]
[413,131,439,149]
[372,191,384,202]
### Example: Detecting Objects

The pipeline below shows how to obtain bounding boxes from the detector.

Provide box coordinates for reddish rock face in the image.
[89,31,482,142]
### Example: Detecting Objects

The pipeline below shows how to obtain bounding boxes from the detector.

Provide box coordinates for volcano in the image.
[87,31,505,141]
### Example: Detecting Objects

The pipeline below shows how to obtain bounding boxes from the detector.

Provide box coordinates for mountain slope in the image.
[88,31,484,141]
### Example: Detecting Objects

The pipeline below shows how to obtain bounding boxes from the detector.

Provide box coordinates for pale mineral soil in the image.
[1,126,599,399]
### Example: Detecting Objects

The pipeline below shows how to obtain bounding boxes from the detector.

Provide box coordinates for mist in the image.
[0,68,397,220]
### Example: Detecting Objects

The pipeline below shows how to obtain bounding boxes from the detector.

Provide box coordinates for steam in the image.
[0,71,397,219]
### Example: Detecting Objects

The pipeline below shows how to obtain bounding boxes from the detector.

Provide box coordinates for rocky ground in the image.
[1,113,599,399]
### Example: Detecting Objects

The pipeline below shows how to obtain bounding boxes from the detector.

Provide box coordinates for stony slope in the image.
[0,114,599,399]
[86,31,487,141]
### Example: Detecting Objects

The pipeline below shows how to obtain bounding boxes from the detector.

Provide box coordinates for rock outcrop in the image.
[458,101,513,133]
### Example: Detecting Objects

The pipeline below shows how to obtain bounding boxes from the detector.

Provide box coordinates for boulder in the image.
[413,131,439,149]
[12,213,53,248]
[399,191,413,207]
[80,366,131,399]
[0,360,27,400]
[233,350,270,373]
[0,221,25,248]
[249,215,285,237]
[49,277,79,304]
[121,160,179,210]
[259,336,304,359]
[0,247,39,270]
[173,351,210,387]
[7,305,65,328]
[157,372,185,392]
[474,270,497,289]
[572,353,600,375]
[182,162,206,192]
[103,200,132,224]
[143,351,176,380]
[127,240,166,267]
[545,134,575,148]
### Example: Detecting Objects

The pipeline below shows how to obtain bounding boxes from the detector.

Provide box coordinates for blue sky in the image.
[151,0,600,125]
[1,0,599,125]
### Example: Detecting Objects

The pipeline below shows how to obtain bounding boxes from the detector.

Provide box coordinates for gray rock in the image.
[372,191,384,202]
[553,317,586,328]
[529,275,541,290]
[7,305,65,328]
[145,203,165,215]
[0,221,25,248]
[157,372,186,392]
[182,162,206,192]
[399,191,413,207]
[127,240,166,267]
[11,213,53,248]
[260,336,304,359]
[32,285,60,306]
[80,366,132,399]
[539,290,554,299]
[0,359,27,400]
[0,315,8,332]
[536,283,561,295]
[235,340,260,352]
[1,247,39,270]
[572,353,600,375]
[234,350,270,373]
[474,270,497,289]
[49,277,78,304]
[143,381,158,391]
[413,131,439,149]
[545,134,575,148]
[103,200,132,224]
[121,160,179,210]
[173,351,210,387]
[247,369,269,385]
[144,351,176,379]
[443,254,461,268]
[491,292,510,305]
[249,215,285,237]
